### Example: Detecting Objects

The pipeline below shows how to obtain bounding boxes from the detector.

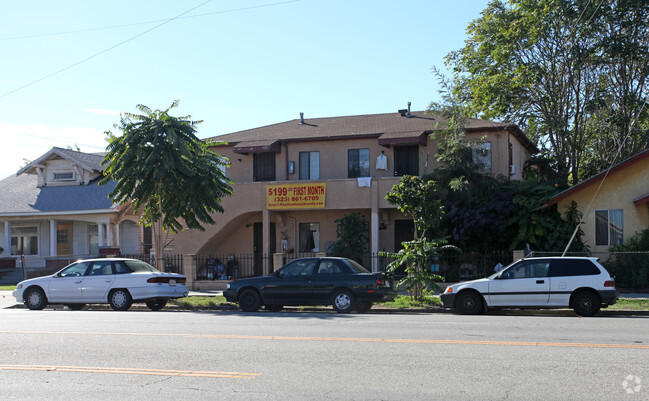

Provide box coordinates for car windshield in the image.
[344,259,370,273]
[123,260,159,273]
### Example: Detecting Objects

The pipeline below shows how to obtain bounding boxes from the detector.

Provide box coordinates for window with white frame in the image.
[11,226,38,255]
[595,209,623,246]
[472,142,492,174]
[53,171,75,181]
[299,151,320,180]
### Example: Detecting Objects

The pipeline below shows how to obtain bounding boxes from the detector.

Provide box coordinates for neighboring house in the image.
[0,147,144,279]
[546,148,649,252]
[172,109,538,273]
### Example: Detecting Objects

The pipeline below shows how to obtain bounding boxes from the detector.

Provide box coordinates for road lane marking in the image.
[1,330,648,349]
[0,364,260,379]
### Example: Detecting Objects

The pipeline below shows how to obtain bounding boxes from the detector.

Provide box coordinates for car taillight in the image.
[375,278,385,286]
[604,280,615,287]
[147,277,186,284]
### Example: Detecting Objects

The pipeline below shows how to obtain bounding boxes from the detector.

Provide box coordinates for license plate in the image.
[169,279,177,286]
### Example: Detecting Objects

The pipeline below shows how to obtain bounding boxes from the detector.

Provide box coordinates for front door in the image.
[57,223,72,256]
[253,222,276,276]
[263,258,317,305]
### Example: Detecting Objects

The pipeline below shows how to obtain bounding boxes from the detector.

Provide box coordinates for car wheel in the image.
[66,304,85,311]
[266,304,283,312]
[109,289,133,311]
[238,289,261,312]
[24,287,47,310]
[332,290,355,313]
[145,299,167,311]
[355,301,373,313]
[456,291,483,315]
[572,291,601,317]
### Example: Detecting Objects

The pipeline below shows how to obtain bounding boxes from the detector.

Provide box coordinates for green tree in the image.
[101,101,233,270]
[445,0,649,184]
[385,175,444,239]
[328,213,369,263]
[381,238,458,301]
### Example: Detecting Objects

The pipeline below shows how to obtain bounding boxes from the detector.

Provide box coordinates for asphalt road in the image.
[0,309,648,400]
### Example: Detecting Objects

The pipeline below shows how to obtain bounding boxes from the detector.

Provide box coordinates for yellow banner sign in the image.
[266,183,326,210]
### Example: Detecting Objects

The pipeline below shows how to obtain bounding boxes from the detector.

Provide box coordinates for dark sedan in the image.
[223,257,397,313]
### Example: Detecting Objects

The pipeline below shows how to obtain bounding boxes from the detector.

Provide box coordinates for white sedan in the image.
[13,258,189,311]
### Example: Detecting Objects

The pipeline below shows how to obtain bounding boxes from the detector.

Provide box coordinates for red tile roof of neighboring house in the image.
[546,148,649,206]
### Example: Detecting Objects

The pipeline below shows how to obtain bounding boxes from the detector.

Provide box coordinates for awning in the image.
[378,131,428,146]
[233,140,281,154]
[634,193,649,208]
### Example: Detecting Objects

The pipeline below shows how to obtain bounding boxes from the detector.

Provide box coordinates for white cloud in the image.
[0,123,107,179]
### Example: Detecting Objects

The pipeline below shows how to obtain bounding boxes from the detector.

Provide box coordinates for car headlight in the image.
[226,283,231,289]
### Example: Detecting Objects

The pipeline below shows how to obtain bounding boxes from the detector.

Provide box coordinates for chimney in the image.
[300,112,305,124]
[407,101,411,118]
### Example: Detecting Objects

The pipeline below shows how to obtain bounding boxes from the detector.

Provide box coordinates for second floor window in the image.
[299,151,319,180]
[253,152,276,182]
[394,145,419,176]
[473,142,492,174]
[348,149,370,178]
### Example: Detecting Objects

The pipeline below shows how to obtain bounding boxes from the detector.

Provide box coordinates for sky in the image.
[0,0,489,179]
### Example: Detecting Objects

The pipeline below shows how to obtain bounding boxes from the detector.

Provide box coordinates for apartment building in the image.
[172,109,537,273]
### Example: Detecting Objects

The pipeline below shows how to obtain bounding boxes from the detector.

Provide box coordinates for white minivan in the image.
[441,257,618,316]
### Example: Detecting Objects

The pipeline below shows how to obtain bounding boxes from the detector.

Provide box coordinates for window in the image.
[394,145,419,176]
[501,260,549,279]
[11,226,38,255]
[53,171,74,181]
[253,152,276,181]
[348,149,370,178]
[299,223,320,252]
[473,142,492,173]
[317,259,349,274]
[278,259,317,277]
[299,151,320,180]
[88,261,113,276]
[59,262,91,277]
[549,259,600,277]
[595,209,623,246]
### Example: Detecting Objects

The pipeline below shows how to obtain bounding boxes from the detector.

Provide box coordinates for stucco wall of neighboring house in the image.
[556,158,649,252]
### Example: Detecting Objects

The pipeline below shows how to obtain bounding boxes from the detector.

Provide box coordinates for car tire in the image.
[24,287,47,310]
[109,289,133,311]
[266,304,283,312]
[572,290,601,317]
[238,289,262,312]
[66,304,85,311]
[355,301,373,313]
[456,291,483,315]
[332,290,355,313]
[145,299,167,311]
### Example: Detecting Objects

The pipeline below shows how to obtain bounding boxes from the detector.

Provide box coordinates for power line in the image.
[0,0,215,99]
[0,0,301,41]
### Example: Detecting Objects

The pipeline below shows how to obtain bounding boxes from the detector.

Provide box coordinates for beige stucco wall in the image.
[173,127,533,259]
[556,159,649,252]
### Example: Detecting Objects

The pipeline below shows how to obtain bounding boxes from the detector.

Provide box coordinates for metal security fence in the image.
[194,254,271,280]
[530,251,649,289]
[121,253,184,274]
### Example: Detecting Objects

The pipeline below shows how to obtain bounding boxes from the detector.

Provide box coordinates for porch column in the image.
[98,223,105,247]
[4,221,10,256]
[370,179,379,272]
[115,222,121,247]
[262,208,271,275]
[49,219,57,257]
[106,221,112,247]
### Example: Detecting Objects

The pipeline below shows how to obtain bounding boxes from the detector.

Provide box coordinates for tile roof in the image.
[0,173,117,215]
[206,111,537,153]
